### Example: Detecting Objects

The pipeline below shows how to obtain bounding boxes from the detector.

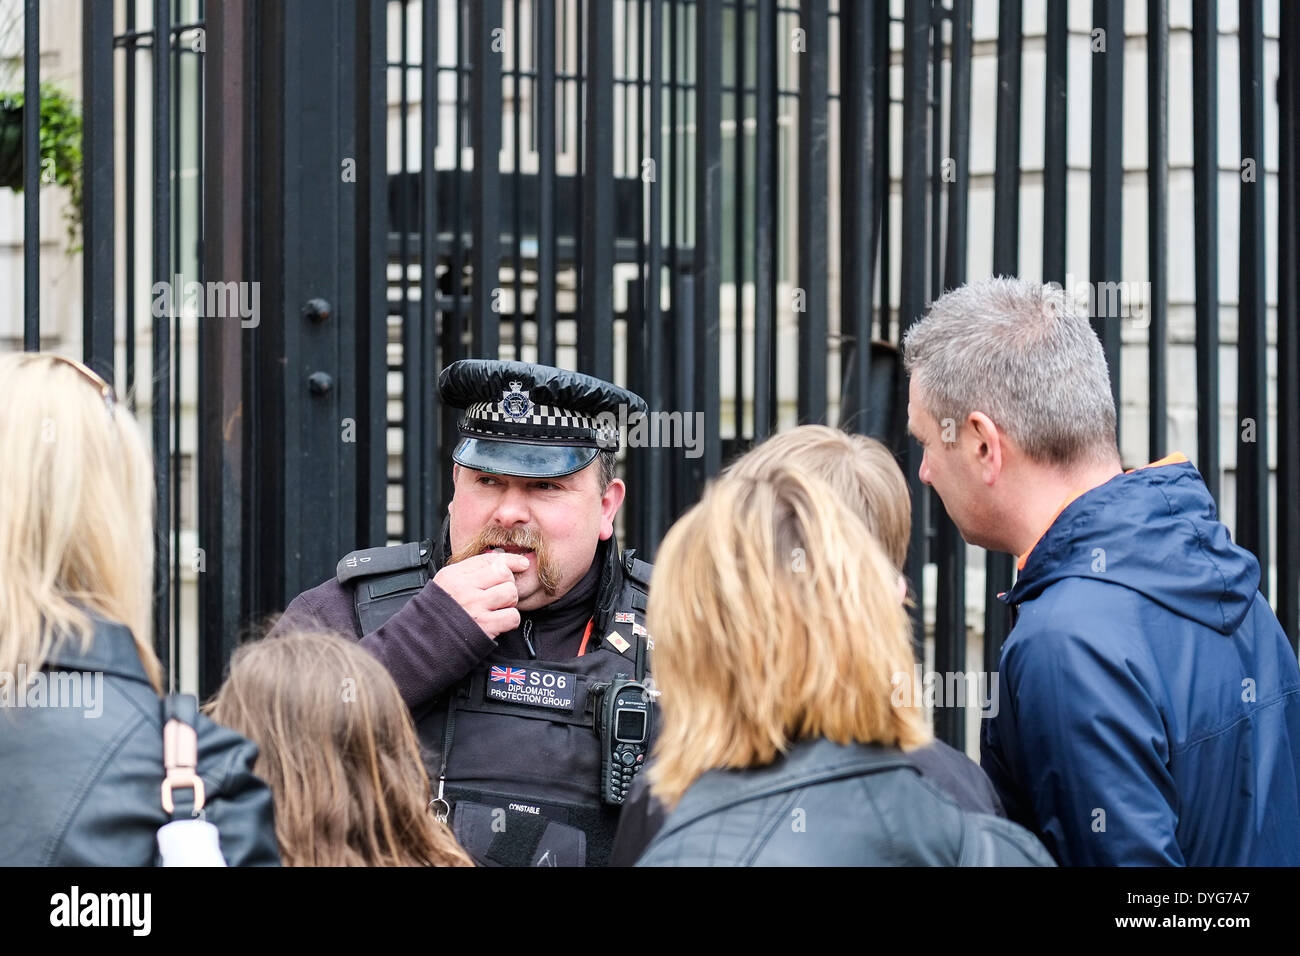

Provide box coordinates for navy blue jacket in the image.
[981,458,1300,865]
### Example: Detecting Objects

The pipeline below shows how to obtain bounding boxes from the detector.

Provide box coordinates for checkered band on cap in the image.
[465,399,602,431]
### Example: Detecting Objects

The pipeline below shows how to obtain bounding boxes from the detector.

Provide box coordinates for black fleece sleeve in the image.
[271,576,498,711]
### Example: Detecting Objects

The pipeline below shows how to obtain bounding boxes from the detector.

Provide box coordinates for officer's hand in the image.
[433,552,530,639]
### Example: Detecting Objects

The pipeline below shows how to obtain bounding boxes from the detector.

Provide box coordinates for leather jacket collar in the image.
[658,738,920,837]
[42,616,152,686]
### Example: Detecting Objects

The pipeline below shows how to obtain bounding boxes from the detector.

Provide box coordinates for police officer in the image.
[271,359,654,867]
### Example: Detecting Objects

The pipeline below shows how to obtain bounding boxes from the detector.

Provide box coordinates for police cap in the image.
[438,359,648,479]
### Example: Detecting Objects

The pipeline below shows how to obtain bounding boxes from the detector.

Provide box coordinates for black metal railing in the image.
[15,0,1297,744]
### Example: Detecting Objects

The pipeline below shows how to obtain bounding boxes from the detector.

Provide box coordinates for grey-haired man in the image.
[902,276,1300,865]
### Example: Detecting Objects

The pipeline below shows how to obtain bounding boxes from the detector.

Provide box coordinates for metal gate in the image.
[10,0,1298,750]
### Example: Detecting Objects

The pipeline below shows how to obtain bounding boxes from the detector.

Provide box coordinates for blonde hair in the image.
[208,629,473,867]
[0,352,160,691]
[728,425,911,569]
[647,465,931,808]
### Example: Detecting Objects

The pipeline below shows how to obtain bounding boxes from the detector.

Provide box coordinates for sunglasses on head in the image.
[46,354,118,416]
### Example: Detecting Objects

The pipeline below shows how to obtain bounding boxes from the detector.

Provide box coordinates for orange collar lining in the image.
[1014,452,1190,571]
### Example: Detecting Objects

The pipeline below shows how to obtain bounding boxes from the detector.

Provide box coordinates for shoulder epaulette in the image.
[336,540,431,586]
[622,549,653,592]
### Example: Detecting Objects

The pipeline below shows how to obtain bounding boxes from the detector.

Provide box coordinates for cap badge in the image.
[501,381,533,421]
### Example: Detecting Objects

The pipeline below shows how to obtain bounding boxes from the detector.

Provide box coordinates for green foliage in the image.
[0,83,84,252]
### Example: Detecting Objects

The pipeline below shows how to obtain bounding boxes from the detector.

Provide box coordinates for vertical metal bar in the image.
[839,0,874,431]
[443,0,468,510]
[422,0,442,536]
[557,0,566,150]
[627,0,647,549]
[22,0,39,350]
[401,1,418,541]
[1278,0,1300,650]
[537,0,557,364]
[985,0,1021,674]
[796,0,828,424]
[512,0,523,361]
[580,0,614,379]
[694,0,722,484]
[1042,0,1067,284]
[733,0,746,439]
[935,0,973,750]
[1088,0,1123,438]
[873,0,890,342]
[666,0,681,514]
[1147,0,1168,461]
[644,0,666,551]
[928,6,944,304]
[899,0,930,651]
[1191,0,1219,504]
[198,0,247,700]
[171,4,184,689]
[152,0,172,680]
[192,0,206,687]
[752,0,776,441]
[1236,0,1268,595]
[252,0,286,616]
[622,0,632,188]
[992,0,1021,282]
[195,0,204,293]
[82,0,115,378]
[126,0,139,409]
[471,0,503,358]
[575,0,586,327]
[452,0,466,352]
[943,0,971,295]
[359,0,391,548]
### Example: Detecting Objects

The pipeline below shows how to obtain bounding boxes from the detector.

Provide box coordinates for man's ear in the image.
[967,411,1003,485]
[599,477,627,541]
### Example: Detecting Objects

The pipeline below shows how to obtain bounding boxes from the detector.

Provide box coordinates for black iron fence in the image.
[10,0,1299,750]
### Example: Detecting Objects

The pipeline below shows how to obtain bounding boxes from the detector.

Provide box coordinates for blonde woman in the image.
[208,629,473,866]
[636,463,1053,866]
[610,425,1005,864]
[0,353,279,866]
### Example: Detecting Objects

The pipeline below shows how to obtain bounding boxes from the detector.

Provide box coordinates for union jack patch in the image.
[614,611,635,624]
[489,665,527,685]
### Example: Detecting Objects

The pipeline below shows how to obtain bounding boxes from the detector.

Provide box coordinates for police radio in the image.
[597,675,653,806]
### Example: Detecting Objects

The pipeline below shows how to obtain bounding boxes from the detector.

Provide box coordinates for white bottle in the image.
[156,818,228,867]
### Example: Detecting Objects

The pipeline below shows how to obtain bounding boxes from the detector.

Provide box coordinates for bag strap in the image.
[160,693,206,821]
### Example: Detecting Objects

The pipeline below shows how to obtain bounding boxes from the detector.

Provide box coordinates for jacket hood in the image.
[1006,459,1260,635]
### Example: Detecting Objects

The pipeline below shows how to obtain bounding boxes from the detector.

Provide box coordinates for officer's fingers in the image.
[503,553,530,573]
[479,552,528,583]
[480,606,521,637]
[448,552,510,584]
[480,579,519,610]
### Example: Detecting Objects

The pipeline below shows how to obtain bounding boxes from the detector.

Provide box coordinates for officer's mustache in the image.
[449,525,562,595]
